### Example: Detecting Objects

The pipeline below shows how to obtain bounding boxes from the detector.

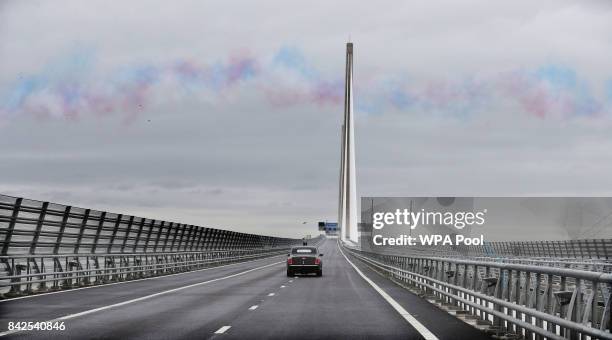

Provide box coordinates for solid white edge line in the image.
[1,254,286,303]
[337,243,439,340]
[248,305,258,311]
[0,261,283,338]
[214,325,231,334]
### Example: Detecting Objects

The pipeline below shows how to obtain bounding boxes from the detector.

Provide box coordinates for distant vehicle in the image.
[286,246,323,277]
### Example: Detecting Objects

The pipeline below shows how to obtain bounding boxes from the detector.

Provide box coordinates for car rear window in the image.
[292,248,315,254]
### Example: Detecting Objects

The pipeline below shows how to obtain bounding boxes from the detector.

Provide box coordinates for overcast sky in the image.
[1,1,612,238]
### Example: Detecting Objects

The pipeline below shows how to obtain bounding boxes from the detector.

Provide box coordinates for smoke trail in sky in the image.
[0,45,610,125]
[605,80,612,104]
[497,65,601,119]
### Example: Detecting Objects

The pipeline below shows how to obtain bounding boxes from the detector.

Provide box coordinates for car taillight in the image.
[315,258,320,265]
[287,258,292,265]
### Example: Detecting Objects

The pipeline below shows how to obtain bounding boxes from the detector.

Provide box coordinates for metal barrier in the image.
[0,194,313,297]
[468,240,612,260]
[362,238,612,260]
[342,243,612,340]
[361,236,612,274]
[376,247,612,274]
[0,195,298,254]
[0,249,288,296]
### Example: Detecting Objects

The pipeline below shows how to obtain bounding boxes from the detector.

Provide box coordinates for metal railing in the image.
[0,194,311,297]
[0,195,298,255]
[469,240,612,260]
[360,235,612,273]
[375,247,612,274]
[0,249,289,296]
[342,243,612,340]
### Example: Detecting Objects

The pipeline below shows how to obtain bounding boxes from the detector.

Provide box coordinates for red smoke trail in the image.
[1,47,610,126]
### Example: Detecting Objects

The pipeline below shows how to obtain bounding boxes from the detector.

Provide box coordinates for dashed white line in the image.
[215,326,231,334]
[0,261,283,338]
[280,285,286,288]
[267,293,275,296]
[248,305,259,311]
[338,243,439,340]
[289,280,293,283]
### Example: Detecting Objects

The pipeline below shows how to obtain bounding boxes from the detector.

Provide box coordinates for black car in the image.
[286,246,323,277]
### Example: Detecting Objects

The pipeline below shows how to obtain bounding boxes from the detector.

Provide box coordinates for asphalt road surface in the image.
[0,239,490,339]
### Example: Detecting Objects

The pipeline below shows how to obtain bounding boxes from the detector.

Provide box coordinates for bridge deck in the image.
[1,240,489,339]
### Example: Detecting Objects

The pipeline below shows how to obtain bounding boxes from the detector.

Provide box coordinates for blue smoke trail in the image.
[1,46,611,124]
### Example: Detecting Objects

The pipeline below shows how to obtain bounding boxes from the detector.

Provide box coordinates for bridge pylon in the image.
[338,42,358,244]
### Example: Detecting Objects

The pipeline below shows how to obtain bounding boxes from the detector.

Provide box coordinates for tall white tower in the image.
[339,42,358,243]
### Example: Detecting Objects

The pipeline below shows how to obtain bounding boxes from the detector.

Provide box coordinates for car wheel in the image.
[316,270,322,277]
[287,269,293,277]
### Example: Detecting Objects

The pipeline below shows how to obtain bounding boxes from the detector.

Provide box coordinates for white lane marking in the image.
[338,244,439,340]
[0,254,286,303]
[267,293,275,296]
[248,305,258,311]
[0,261,283,338]
[280,285,286,288]
[214,326,231,334]
[288,280,293,283]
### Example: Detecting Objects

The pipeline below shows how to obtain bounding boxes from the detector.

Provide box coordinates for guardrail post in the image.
[30,257,47,293]
[175,224,187,252]
[8,262,27,297]
[202,228,212,251]
[143,219,155,253]
[470,264,478,315]
[600,289,611,332]
[82,257,90,285]
[533,272,544,340]
[571,279,585,339]
[29,201,49,255]
[501,269,512,333]
[1,197,22,257]
[491,272,503,333]
[121,216,135,253]
[186,225,196,252]
[153,221,164,252]
[545,274,556,334]
[133,218,146,253]
[92,211,106,254]
[194,227,205,251]
[2,198,22,295]
[108,214,122,253]
[163,222,173,252]
[24,259,34,294]
[74,209,91,253]
[169,222,180,251]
